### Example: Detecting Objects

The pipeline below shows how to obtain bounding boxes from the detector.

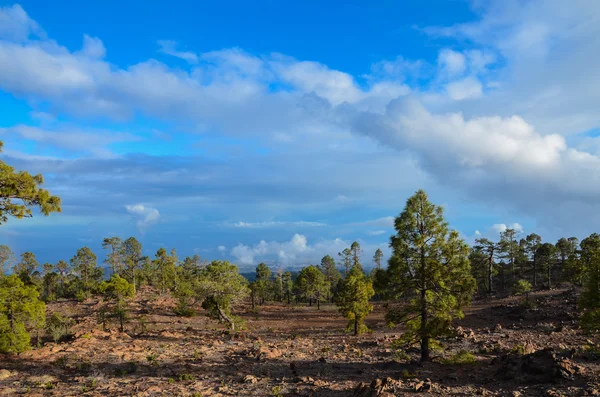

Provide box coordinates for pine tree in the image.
[386,190,475,362]
[524,233,542,287]
[296,265,330,309]
[319,255,341,302]
[0,245,15,275]
[121,237,142,290]
[536,242,557,287]
[255,262,271,304]
[282,271,293,304]
[373,248,384,269]
[579,233,600,332]
[471,238,497,294]
[99,275,135,332]
[0,275,46,353]
[498,229,520,287]
[557,237,581,284]
[197,261,249,331]
[335,264,374,335]
[350,241,363,270]
[70,246,101,299]
[102,237,123,276]
[0,141,61,224]
[13,251,39,280]
[153,248,177,294]
[338,248,352,277]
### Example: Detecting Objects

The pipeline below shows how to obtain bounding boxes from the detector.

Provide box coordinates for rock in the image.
[495,348,582,383]
[242,374,258,384]
[0,369,13,380]
[414,379,432,392]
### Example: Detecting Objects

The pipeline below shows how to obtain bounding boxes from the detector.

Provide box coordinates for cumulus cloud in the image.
[80,35,106,59]
[157,40,198,64]
[491,223,524,235]
[4,2,600,246]
[438,49,466,77]
[0,4,43,42]
[125,204,160,232]
[446,76,483,100]
[229,234,388,268]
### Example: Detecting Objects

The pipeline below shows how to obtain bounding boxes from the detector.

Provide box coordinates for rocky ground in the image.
[1,285,600,396]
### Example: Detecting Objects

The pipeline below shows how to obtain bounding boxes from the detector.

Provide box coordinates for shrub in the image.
[442,350,476,364]
[47,313,74,342]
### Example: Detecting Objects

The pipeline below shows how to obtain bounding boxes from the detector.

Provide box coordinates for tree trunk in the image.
[548,265,551,288]
[317,299,320,310]
[420,247,429,362]
[533,255,537,287]
[216,304,235,331]
[354,317,358,336]
[487,253,494,293]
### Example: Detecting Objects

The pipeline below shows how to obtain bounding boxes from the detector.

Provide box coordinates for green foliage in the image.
[536,242,557,287]
[153,248,177,294]
[99,275,135,332]
[282,271,294,304]
[371,267,388,300]
[442,350,476,365]
[102,237,123,276]
[47,313,74,343]
[295,265,330,309]
[0,141,61,224]
[0,275,46,353]
[13,251,39,280]
[319,255,341,302]
[197,260,249,330]
[579,233,600,332]
[254,262,271,304]
[373,248,384,269]
[514,279,532,306]
[121,237,142,288]
[338,248,352,277]
[0,245,15,275]
[335,264,374,335]
[70,246,102,299]
[498,228,521,284]
[386,190,475,362]
[470,238,497,294]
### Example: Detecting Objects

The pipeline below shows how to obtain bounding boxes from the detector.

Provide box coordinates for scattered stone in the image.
[0,370,13,380]
[243,374,258,384]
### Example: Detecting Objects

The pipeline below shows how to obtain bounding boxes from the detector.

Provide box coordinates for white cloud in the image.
[231,220,326,228]
[367,230,387,236]
[438,49,466,77]
[350,216,395,228]
[0,4,43,42]
[230,234,343,267]
[0,124,139,157]
[80,35,106,59]
[491,223,524,235]
[125,204,160,232]
[157,40,198,64]
[446,76,483,100]
[4,3,600,239]
[217,245,226,252]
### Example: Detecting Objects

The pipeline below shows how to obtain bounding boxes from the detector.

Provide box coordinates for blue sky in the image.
[1,0,600,270]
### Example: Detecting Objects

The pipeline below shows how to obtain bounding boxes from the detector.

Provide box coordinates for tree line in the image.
[1,140,600,363]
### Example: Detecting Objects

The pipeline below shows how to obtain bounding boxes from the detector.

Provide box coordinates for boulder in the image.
[495,348,582,383]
